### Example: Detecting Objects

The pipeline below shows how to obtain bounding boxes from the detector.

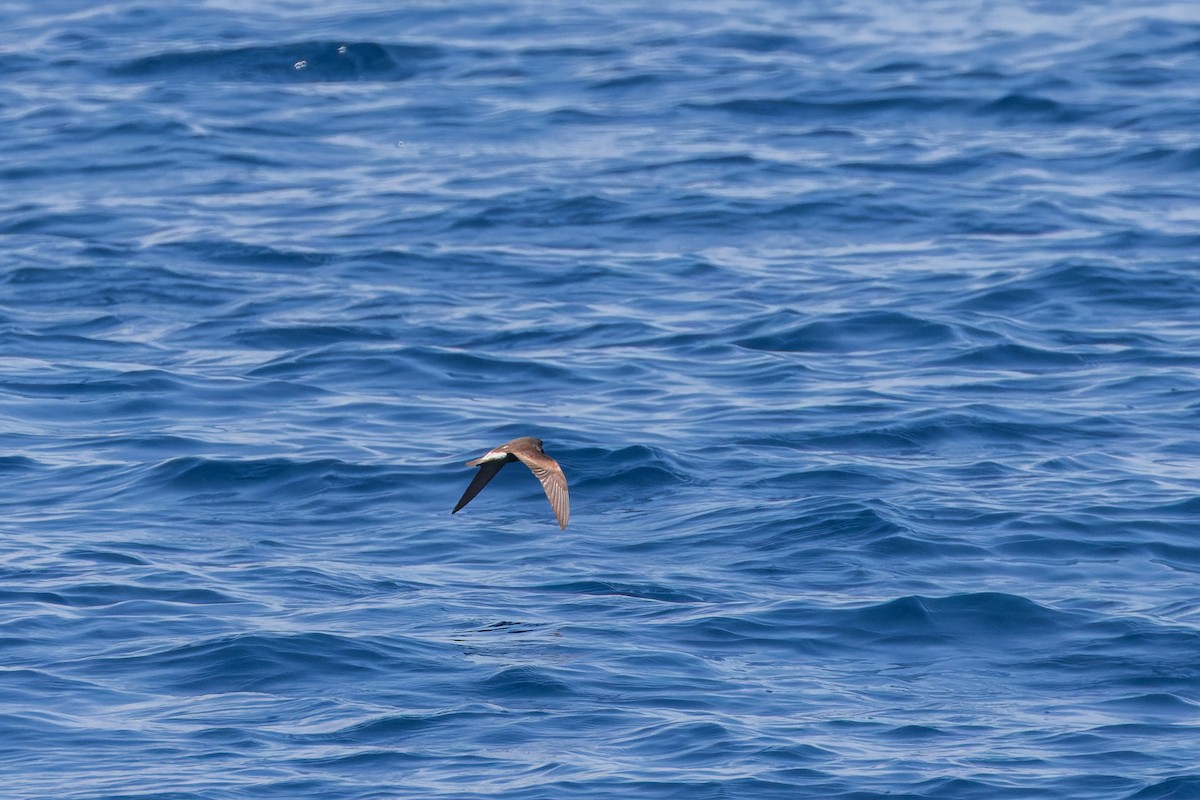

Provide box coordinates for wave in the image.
[111,41,442,83]
[74,631,424,693]
[735,310,959,354]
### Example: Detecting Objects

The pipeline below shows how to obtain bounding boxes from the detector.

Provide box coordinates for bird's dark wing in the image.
[452,459,507,514]
[512,450,569,530]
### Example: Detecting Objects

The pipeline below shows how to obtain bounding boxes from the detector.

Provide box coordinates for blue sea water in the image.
[2,0,1200,797]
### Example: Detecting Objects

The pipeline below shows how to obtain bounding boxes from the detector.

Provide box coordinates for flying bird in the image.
[452,436,569,529]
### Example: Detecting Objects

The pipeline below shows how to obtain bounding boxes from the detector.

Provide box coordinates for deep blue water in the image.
[3,1,1200,798]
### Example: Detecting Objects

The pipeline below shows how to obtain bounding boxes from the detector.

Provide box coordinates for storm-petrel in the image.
[452,436,569,529]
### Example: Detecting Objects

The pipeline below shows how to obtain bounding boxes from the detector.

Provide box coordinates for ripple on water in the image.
[2,1,1199,799]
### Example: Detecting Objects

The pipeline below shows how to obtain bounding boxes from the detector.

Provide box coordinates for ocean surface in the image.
[3,1,1200,798]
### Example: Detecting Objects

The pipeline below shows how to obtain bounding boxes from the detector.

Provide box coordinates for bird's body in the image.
[452,436,569,529]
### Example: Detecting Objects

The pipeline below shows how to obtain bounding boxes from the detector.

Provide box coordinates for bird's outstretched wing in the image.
[512,450,569,530]
[452,458,507,514]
